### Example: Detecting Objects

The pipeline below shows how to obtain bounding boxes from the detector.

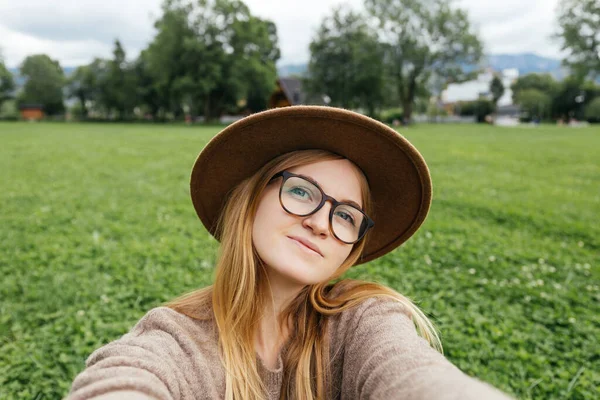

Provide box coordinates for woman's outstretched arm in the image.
[67,307,223,400]
[338,297,515,400]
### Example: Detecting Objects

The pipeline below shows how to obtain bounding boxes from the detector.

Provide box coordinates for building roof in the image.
[278,77,305,105]
[19,104,44,110]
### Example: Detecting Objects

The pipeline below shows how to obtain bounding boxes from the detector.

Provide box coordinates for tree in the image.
[584,97,600,122]
[18,54,65,115]
[489,75,504,106]
[132,51,162,118]
[511,73,560,103]
[366,0,483,123]
[456,99,495,122]
[143,0,280,121]
[197,0,280,119]
[0,56,15,110]
[101,39,137,119]
[516,89,552,120]
[306,7,385,117]
[232,18,280,114]
[551,76,590,120]
[556,0,600,80]
[67,58,116,118]
[142,1,200,117]
[66,64,98,118]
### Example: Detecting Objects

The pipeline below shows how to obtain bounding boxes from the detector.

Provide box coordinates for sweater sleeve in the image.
[340,298,514,400]
[67,307,221,400]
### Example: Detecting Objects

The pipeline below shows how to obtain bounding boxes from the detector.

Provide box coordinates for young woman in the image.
[68,107,513,400]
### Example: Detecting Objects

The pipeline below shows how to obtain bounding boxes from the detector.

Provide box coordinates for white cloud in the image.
[0,0,564,68]
[457,0,564,58]
[0,0,162,67]
[245,0,364,64]
[0,25,112,67]
[0,0,161,44]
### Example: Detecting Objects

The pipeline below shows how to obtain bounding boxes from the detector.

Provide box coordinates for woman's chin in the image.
[267,261,318,287]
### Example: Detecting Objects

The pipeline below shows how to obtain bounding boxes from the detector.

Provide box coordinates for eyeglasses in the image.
[270,171,374,244]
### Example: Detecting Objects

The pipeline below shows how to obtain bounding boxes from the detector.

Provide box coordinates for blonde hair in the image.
[167,149,442,400]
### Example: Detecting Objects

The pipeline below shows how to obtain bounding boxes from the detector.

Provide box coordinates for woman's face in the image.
[252,159,364,288]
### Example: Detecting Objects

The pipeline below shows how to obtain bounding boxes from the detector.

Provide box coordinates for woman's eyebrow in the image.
[297,173,363,209]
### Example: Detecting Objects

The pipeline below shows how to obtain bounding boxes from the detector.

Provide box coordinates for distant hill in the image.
[277,64,308,77]
[277,53,567,79]
[7,53,566,91]
[487,53,565,77]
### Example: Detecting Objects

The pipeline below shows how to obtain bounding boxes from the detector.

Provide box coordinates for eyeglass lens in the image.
[280,176,367,243]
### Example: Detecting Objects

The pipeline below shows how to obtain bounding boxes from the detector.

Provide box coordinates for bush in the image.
[379,108,404,124]
[515,89,552,121]
[0,99,19,121]
[455,100,495,123]
[584,97,600,123]
[427,103,448,118]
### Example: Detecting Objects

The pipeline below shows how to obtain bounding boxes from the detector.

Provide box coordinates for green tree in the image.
[66,64,98,118]
[143,0,279,120]
[132,50,162,118]
[18,54,65,115]
[551,76,590,120]
[234,18,280,113]
[306,7,385,117]
[556,0,600,79]
[511,73,560,103]
[0,56,15,110]
[456,99,495,122]
[489,75,504,106]
[143,1,200,117]
[102,40,138,119]
[198,0,280,119]
[584,96,600,122]
[366,0,483,123]
[67,58,113,118]
[516,89,552,120]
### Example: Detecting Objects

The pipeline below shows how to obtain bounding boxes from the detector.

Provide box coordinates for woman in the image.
[68,107,513,400]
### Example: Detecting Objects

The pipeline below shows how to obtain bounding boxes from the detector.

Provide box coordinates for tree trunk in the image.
[204,96,212,123]
[402,99,413,125]
[78,95,88,118]
[402,70,419,125]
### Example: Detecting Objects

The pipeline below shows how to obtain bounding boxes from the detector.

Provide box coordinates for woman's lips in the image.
[288,236,323,257]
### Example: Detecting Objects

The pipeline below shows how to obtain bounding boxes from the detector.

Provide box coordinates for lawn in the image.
[0,121,598,399]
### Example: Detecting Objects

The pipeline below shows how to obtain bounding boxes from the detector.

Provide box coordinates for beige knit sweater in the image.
[68,297,514,400]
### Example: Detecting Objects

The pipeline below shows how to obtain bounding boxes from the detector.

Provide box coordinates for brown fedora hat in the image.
[190,106,432,265]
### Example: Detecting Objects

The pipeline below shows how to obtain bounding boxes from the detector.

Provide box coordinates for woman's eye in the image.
[336,210,355,225]
[289,187,311,199]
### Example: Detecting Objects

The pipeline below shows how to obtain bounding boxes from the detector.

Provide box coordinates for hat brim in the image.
[190,106,431,265]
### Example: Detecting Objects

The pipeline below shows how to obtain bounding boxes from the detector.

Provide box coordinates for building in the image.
[268,77,328,108]
[441,68,519,111]
[19,104,44,121]
[268,78,305,108]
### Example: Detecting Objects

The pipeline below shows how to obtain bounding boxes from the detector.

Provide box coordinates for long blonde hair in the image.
[167,149,442,400]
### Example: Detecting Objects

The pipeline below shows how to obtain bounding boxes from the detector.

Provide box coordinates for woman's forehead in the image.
[287,159,363,206]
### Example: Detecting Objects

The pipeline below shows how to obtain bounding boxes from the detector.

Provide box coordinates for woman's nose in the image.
[302,202,331,237]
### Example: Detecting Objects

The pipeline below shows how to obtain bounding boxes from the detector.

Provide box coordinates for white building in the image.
[441,68,519,107]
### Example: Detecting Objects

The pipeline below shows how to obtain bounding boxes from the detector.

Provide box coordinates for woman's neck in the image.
[254,271,304,365]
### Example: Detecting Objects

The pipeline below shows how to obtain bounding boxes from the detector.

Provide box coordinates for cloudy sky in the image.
[0,0,564,68]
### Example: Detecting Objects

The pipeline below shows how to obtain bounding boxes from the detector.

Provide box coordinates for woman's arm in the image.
[67,307,222,400]
[340,298,515,400]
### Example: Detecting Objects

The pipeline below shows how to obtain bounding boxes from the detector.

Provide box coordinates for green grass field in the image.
[1,121,598,399]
